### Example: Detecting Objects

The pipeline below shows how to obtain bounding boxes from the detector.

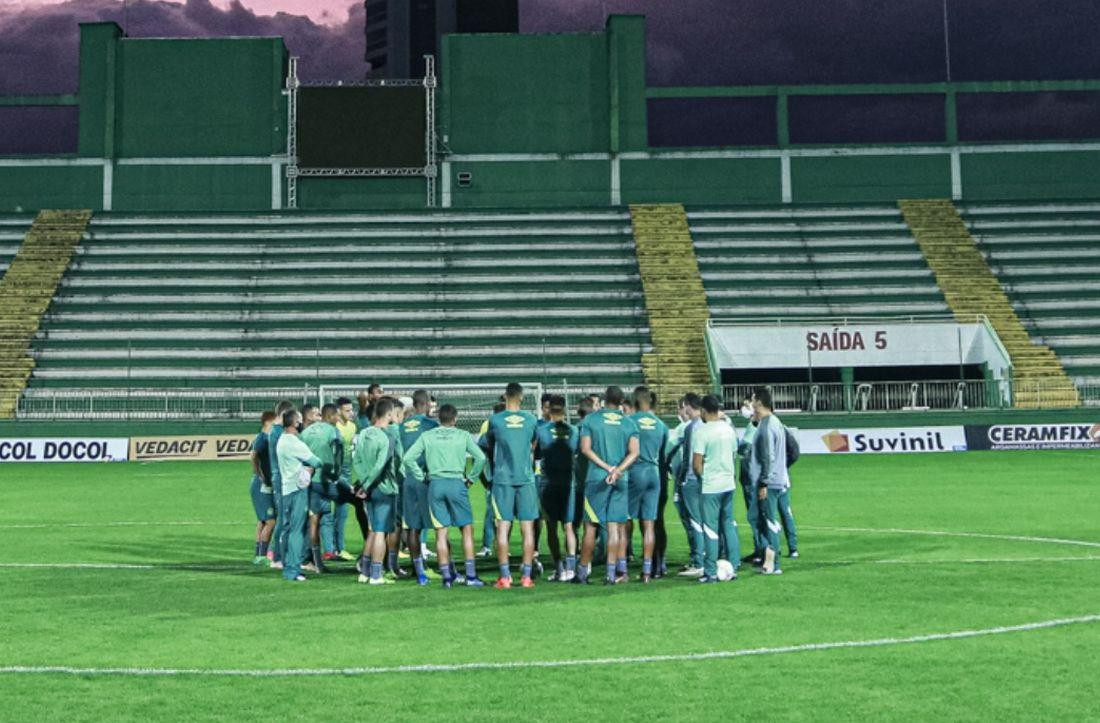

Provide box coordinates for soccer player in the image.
[692,394,740,583]
[399,389,441,586]
[662,399,691,577]
[675,394,705,578]
[324,397,358,562]
[535,395,579,581]
[353,398,400,585]
[752,387,789,575]
[626,387,668,583]
[300,404,347,573]
[475,400,506,557]
[383,396,407,576]
[267,399,296,571]
[738,397,767,565]
[577,385,639,585]
[402,403,488,588]
[249,411,277,565]
[358,383,384,429]
[571,397,596,539]
[275,409,321,582]
[482,382,540,589]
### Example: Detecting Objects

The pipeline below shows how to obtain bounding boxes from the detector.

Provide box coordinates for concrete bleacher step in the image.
[26,210,653,392]
[900,199,1080,408]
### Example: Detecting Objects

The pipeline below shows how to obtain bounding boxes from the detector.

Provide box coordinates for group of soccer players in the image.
[247,382,798,587]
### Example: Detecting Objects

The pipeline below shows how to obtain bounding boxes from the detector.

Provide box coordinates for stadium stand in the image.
[25,211,650,390]
[0,211,90,417]
[691,205,950,318]
[960,202,1100,389]
[901,200,1079,408]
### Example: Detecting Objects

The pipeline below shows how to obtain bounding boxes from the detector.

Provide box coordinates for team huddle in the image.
[247,383,799,587]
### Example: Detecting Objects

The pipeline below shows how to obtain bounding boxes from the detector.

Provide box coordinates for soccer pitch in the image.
[2,450,1098,721]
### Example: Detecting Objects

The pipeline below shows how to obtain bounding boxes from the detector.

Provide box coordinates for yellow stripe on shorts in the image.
[491,494,503,522]
[584,496,600,524]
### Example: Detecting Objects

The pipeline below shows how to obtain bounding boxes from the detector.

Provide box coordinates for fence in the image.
[16,387,318,421]
[721,380,1007,413]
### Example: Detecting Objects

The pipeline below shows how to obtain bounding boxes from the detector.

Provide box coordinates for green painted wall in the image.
[961,151,1100,200]
[297,177,425,210]
[621,157,782,205]
[0,166,101,212]
[448,160,609,207]
[112,164,273,212]
[116,39,286,158]
[444,33,610,153]
[791,154,952,203]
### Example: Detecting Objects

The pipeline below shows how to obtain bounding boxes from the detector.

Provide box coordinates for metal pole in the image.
[285,56,299,209]
[942,0,953,83]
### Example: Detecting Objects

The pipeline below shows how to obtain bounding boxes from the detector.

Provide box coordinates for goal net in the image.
[318,382,544,435]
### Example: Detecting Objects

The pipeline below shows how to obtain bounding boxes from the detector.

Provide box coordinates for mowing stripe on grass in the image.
[802,526,1100,549]
[0,521,241,530]
[1,614,1097,677]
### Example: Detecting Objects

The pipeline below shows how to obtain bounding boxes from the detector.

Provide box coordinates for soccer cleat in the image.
[789,550,799,559]
[383,571,397,583]
[677,566,704,578]
[416,574,431,586]
[392,567,410,578]
[422,548,437,559]
[570,576,590,585]
[337,550,356,562]
[323,552,339,562]
[301,563,319,574]
[639,573,652,584]
[760,568,783,576]
[532,560,544,579]
[357,574,370,584]
[270,561,284,571]
[370,576,395,585]
[442,578,454,589]
[290,574,307,582]
[398,550,411,560]
[252,555,267,566]
[476,546,492,558]
[465,576,486,588]
[494,576,512,590]
[614,574,629,585]
[559,570,576,583]
[423,567,441,580]
[548,571,561,582]
[698,575,718,584]
[520,576,535,589]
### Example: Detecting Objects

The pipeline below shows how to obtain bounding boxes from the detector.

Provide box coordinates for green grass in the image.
[2,450,1099,721]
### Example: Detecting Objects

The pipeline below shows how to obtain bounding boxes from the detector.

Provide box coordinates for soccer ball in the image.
[715,559,735,581]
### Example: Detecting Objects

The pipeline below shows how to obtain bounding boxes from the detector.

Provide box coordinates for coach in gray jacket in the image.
[752,387,788,575]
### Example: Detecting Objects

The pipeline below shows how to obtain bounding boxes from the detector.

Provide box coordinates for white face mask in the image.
[740,405,753,419]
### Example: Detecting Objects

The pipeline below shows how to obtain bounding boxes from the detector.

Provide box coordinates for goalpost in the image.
[318,382,544,434]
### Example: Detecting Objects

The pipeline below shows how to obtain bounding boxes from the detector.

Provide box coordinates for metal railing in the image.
[16,387,318,421]
[721,379,1009,413]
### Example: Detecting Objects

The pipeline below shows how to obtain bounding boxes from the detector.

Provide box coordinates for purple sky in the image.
[2,0,1099,152]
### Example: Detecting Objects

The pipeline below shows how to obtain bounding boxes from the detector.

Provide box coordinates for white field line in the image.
[801,525,1100,549]
[1,614,1097,677]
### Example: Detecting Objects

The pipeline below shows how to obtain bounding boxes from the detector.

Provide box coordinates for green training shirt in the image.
[691,419,737,494]
[483,409,539,486]
[579,408,639,484]
[402,426,486,483]
[353,426,399,496]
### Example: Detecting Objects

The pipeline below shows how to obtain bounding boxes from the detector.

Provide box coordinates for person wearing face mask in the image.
[737,396,767,565]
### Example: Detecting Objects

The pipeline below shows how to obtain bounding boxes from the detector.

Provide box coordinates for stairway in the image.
[0,210,91,417]
[629,204,713,408]
[898,199,1079,409]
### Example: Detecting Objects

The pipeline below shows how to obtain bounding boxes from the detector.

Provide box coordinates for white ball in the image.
[715,559,735,581]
